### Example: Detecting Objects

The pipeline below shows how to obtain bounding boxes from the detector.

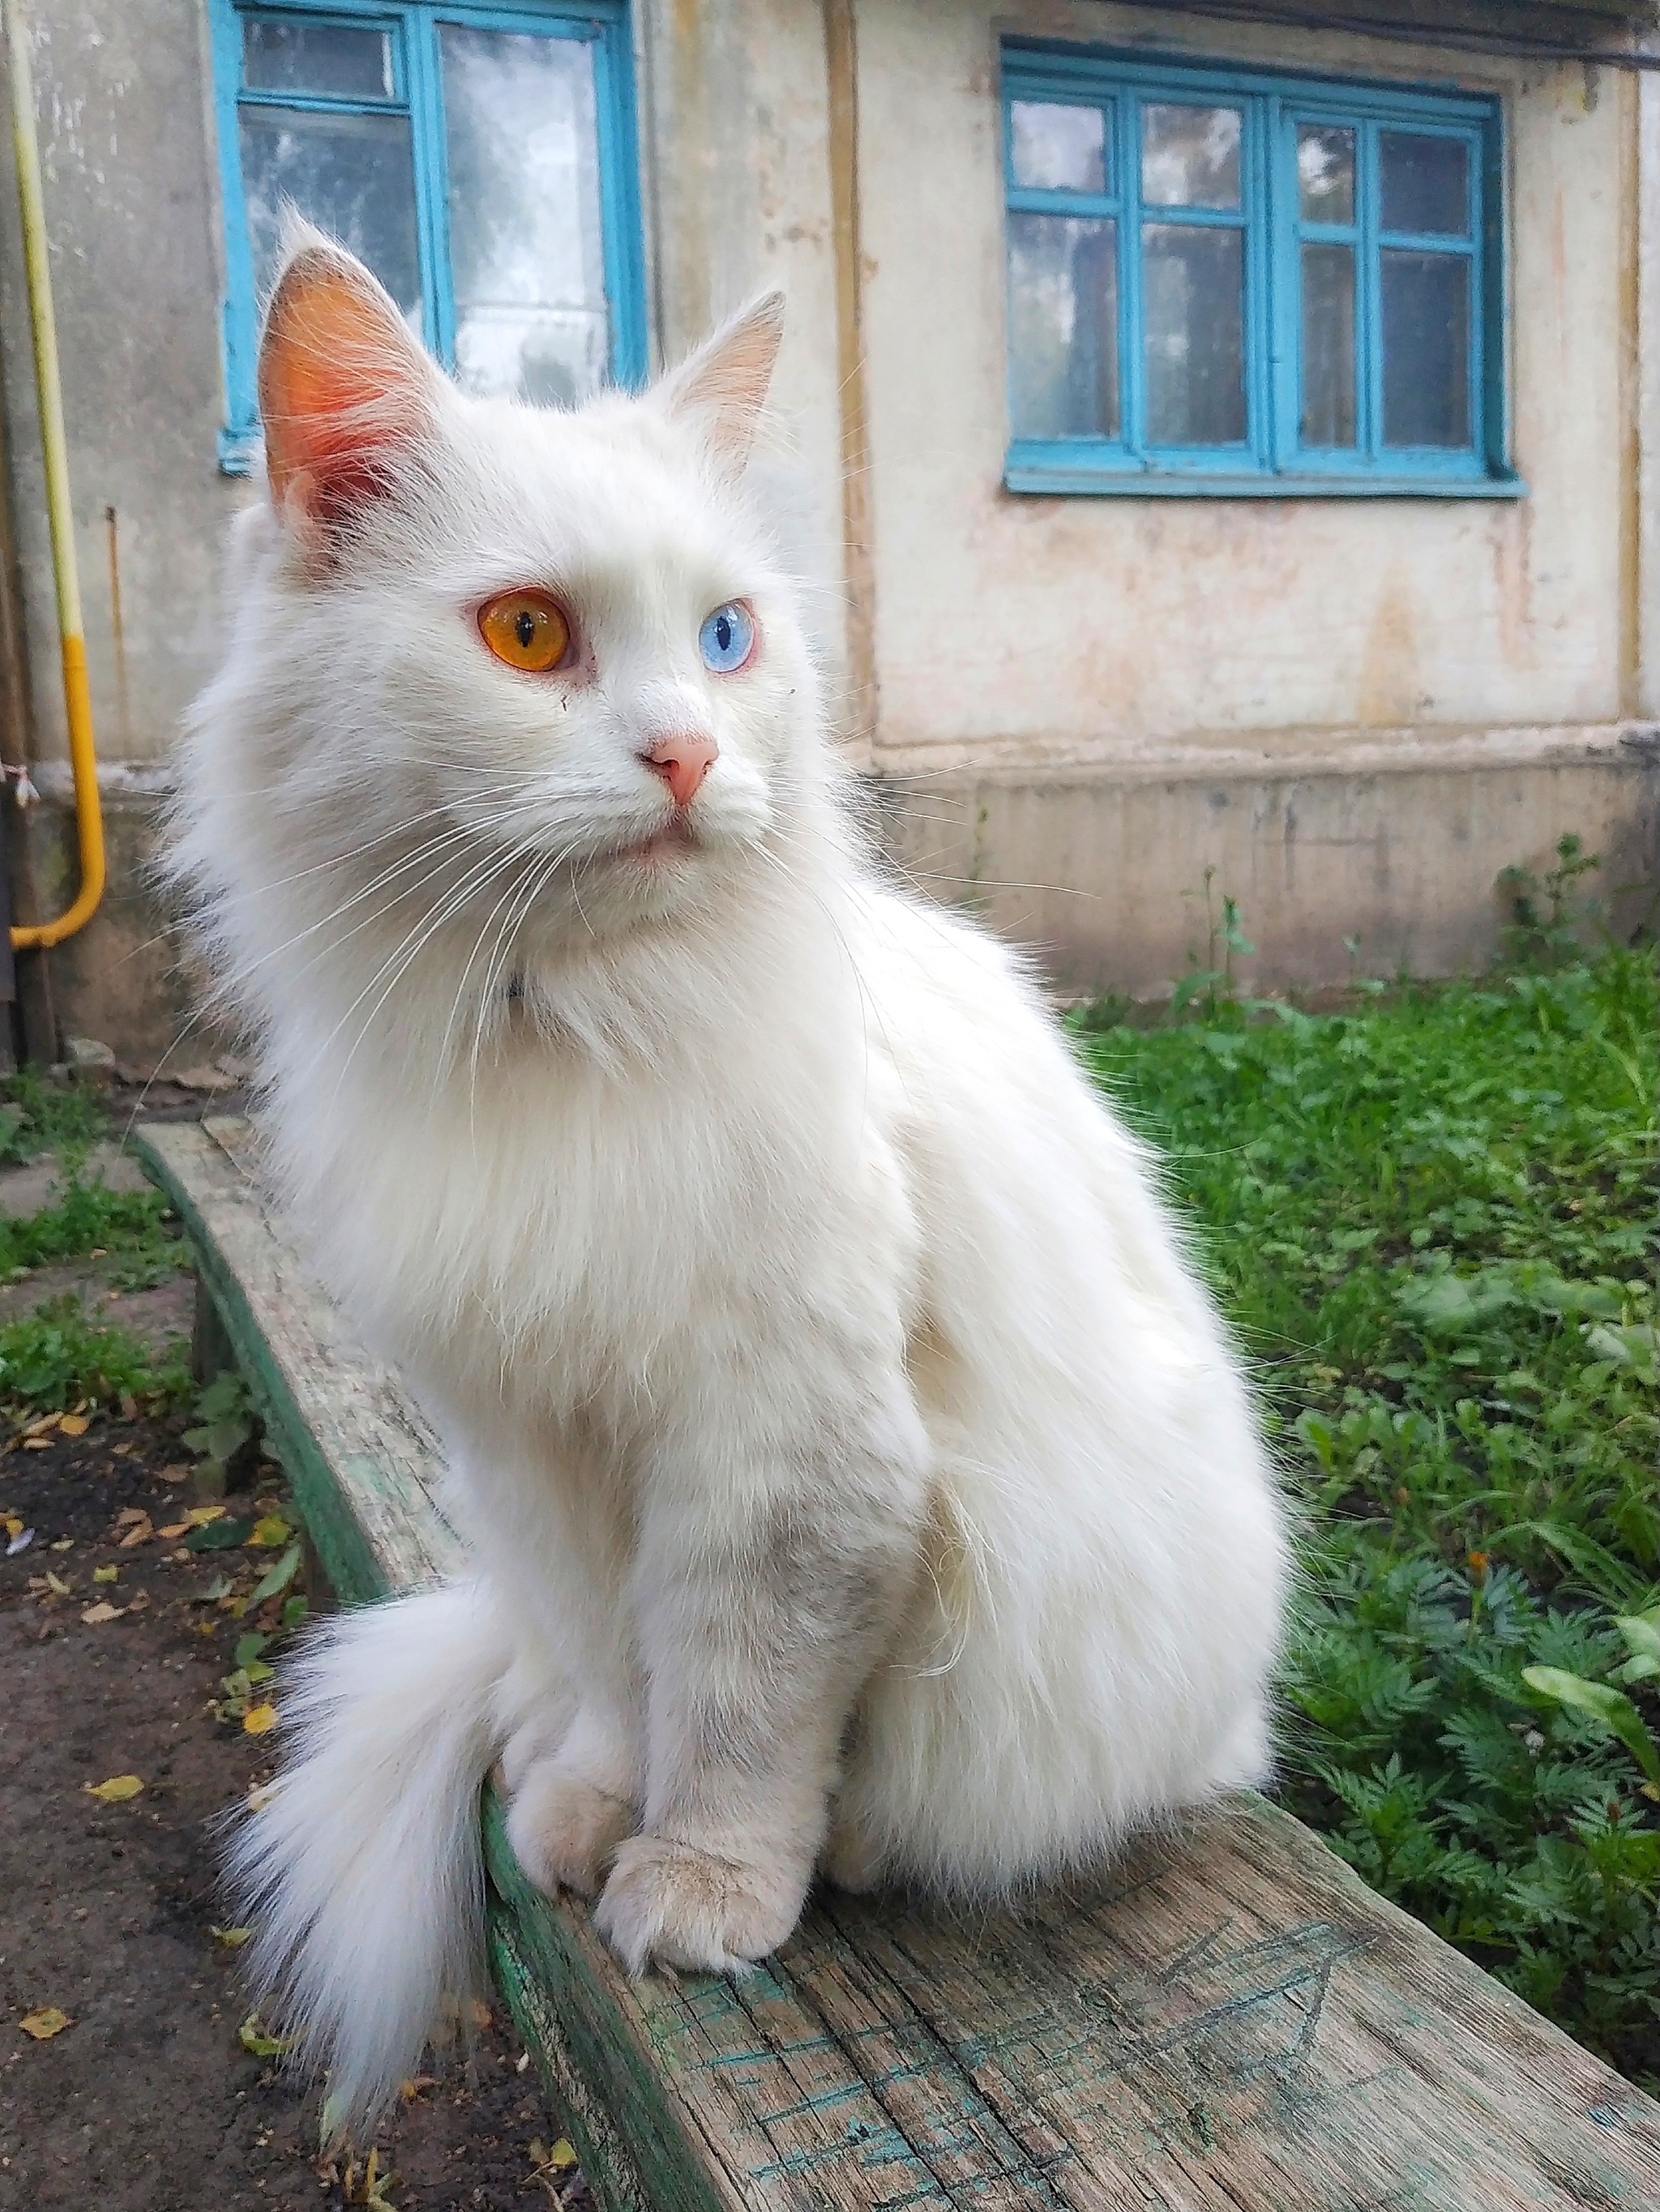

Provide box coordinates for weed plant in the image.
[0,1293,190,1413]
[0,1067,186,1290]
[0,1072,190,1405]
[1072,845,1658,2084]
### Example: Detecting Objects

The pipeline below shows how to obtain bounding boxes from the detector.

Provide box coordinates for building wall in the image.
[859,0,1636,765]
[0,0,1651,1057]
[0,0,853,1060]
[854,1,1657,986]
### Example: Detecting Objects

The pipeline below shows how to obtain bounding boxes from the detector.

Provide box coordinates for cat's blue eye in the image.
[699,601,755,675]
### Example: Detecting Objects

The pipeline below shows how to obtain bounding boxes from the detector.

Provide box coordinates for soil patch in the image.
[0,1411,587,2212]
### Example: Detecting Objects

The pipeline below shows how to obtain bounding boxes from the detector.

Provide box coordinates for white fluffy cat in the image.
[169,231,1288,2134]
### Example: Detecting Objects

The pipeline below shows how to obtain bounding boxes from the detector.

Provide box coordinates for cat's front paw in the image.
[506,1765,638,1898]
[593,1836,807,1975]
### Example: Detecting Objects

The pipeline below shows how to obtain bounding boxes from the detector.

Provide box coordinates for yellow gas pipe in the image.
[4,0,104,948]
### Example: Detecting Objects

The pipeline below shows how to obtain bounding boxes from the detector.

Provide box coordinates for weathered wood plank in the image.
[135,1114,1660,2212]
[135,1118,456,1601]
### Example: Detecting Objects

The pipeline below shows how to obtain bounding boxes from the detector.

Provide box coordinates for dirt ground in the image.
[0,1393,590,2210]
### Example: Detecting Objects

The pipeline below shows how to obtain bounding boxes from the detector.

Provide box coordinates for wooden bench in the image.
[135,1115,1660,2212]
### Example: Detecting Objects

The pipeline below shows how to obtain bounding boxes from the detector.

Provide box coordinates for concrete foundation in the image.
[878,725,1660,998]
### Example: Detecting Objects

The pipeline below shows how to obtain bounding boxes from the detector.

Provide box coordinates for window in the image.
[1001,45,1515,496]
[208,0,646,473]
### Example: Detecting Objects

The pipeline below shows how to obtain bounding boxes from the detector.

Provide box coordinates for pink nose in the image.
[642,732,718,811]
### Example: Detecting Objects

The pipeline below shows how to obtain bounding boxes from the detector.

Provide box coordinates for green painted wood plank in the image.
[133,1118,456,1603]
[136,1114,1660,2212]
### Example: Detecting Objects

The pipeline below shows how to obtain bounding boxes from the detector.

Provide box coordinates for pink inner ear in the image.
[259,253,430,525]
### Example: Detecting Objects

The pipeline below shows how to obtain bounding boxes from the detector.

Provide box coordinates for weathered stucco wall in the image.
[635,0,849,686]
[0,0,244,1058]
[849,0,1655,985]
[858,1,1636,764]
[0,0,850,1059]
[0,0,1651,1054]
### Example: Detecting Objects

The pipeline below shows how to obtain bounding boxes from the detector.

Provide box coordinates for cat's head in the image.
[220,229,829,957]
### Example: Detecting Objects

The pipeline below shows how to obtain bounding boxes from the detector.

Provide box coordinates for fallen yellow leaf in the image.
[79,1602,124,1625]
[84,1773,143,1803]
[92,1565,118,1583]
[2,1514,20,1538]
[157,1523,190,1540]
[44,1571,71,1597]
[242,1702,277,1735]
[247,1516,291,1547]
[57,1413,88,1437]
[547,2139,578,2171]
[19,2008,69,2039]
[210,1925,253,1948]
[184,1505,227,1527]
[118,1517,154,1548]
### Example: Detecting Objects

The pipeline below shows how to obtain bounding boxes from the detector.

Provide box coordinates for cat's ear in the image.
[655,293,784,468]
[258,230,438,540]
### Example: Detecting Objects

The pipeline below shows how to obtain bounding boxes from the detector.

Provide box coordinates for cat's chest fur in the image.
[272,974,919,1451]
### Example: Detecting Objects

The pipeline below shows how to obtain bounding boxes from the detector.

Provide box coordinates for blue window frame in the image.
[1001,43,1517,497]
[207,0,646,473]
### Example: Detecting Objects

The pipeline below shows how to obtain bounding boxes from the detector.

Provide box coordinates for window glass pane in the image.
[1380,132,1469,237]
[441,28,609,408]
[1007,213,1119,439]
[1297,125,1354,225]
[1142,223,1244,445]
[243,18,392,100]
[1381,250,1470,447]
[1009,101,1106,195]
[1300,242,1355,448]
[1141,105,1240,209]
[240,107,420,319]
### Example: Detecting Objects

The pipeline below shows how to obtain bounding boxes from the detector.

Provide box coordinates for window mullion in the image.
[1250,92,1276,476]
[404,6,452,370]
[1358,118,1380,464]
[1121,91,1144,460]
[592,19,648,386]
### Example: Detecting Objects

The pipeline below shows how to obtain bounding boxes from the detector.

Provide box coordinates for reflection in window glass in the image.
[1009,101,1106,195]
[1300,242,1355,447]
[243,17,392,99]
[240,107,421,319]
[1142,223,1245,444]
[1297,125,1354,225]
[1381,250,1470,446]
[1380,133,1469,237]
[441,28,610,407]
[1008,214,1119,439]
[1141,104,1240,208]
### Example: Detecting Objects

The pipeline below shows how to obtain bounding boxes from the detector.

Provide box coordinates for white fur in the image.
[172,241,1288,2137]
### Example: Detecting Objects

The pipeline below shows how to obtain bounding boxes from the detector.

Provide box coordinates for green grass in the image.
[0,1293,190,1414]
[0,1178,186,1291]
[0,1067,109,1164]
[1072,909,1658,2084]
[0,1072,190,1408]
[0,1067,187,1290]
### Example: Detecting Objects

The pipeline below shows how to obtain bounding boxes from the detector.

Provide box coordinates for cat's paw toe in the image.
[593,1836,806,1975]
[506,1768,638,1898]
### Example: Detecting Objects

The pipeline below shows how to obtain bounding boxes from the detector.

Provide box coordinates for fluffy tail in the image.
[225,1577,512,2137]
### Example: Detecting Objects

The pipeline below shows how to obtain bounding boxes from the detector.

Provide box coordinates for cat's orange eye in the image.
[477,590,571,674]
